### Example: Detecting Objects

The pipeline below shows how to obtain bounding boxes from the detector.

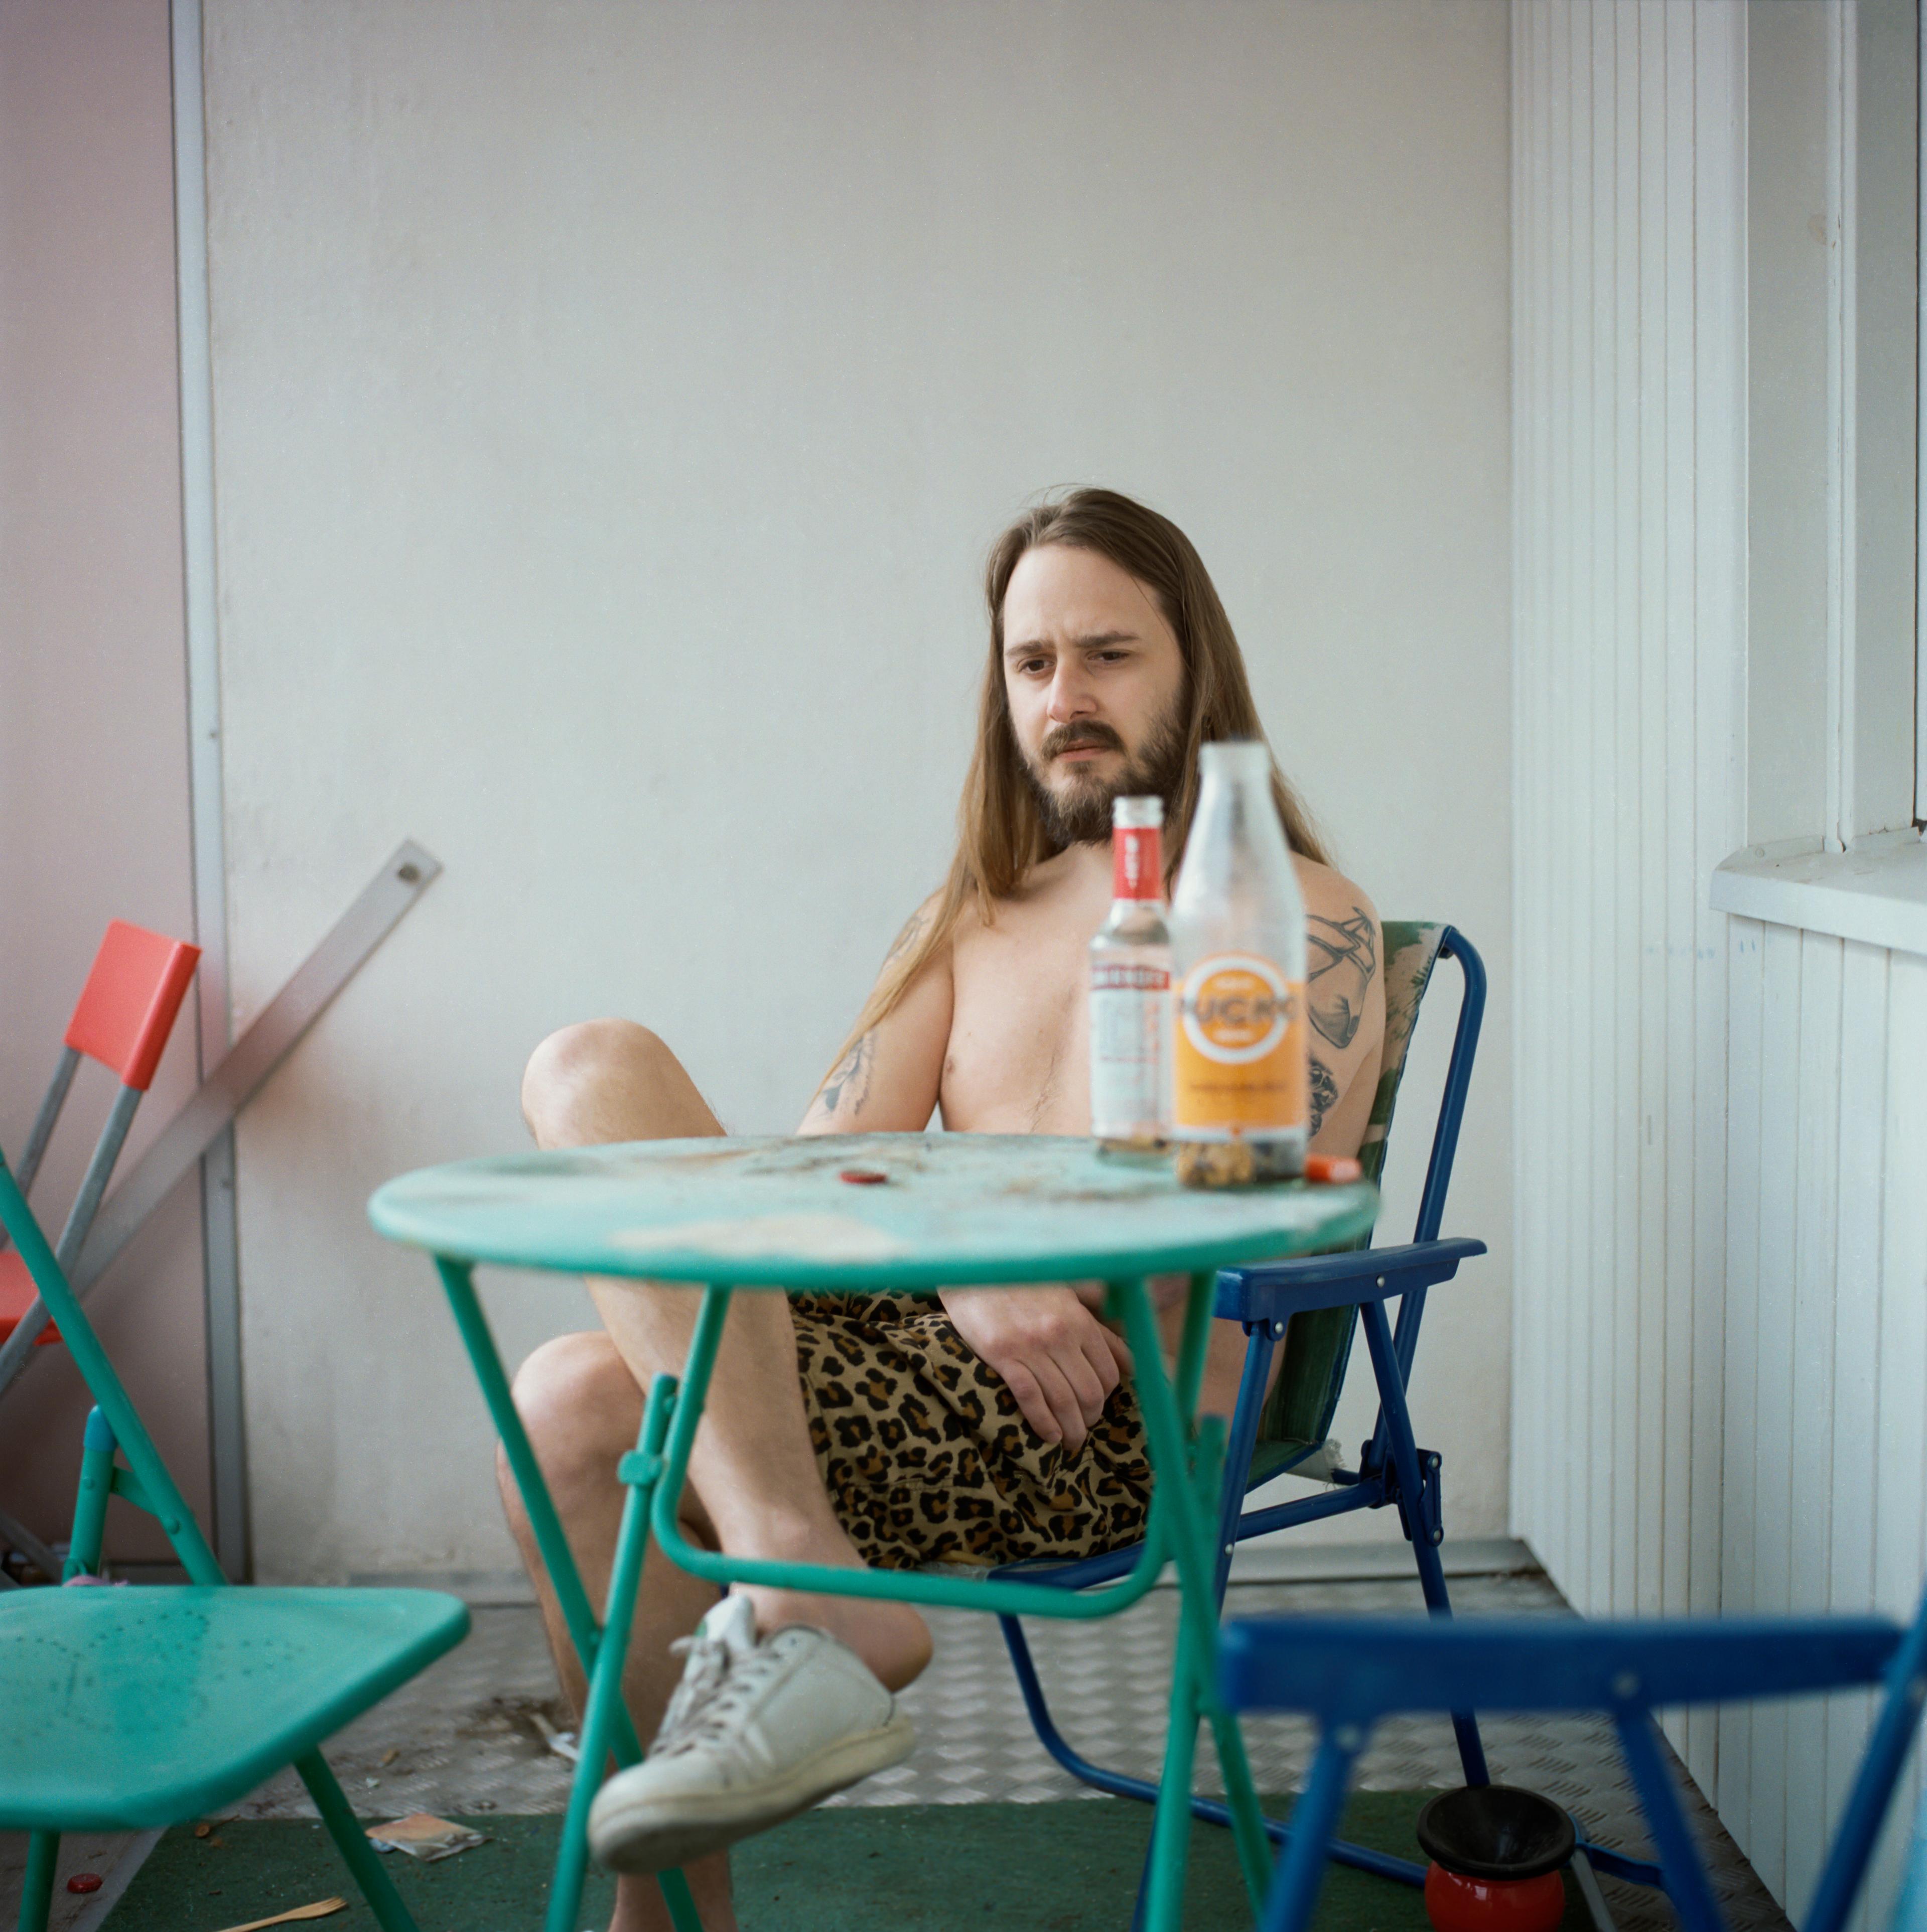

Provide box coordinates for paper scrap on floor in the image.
[531,1709,581,1763]
[365,1813,489,1862]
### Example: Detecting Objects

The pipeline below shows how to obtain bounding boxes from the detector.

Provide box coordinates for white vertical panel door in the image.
[1513,7,1927,1926]
[1511,0,1744,1727]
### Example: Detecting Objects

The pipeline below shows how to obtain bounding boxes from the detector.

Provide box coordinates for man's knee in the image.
[498,1331,641,1510]
[520,1017,678,1141]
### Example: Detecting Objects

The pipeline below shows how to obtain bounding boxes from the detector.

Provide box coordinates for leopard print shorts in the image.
[788,1291,1154,1571]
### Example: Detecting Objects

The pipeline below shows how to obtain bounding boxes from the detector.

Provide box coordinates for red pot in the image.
[1424,1861,1567,1932]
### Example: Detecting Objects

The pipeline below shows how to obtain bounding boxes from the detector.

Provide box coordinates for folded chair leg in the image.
[1359,1300,1489,1786]
[17,1832,57,1932]
[1613,1714,1724,1932]
[0,1508,60,1588]
[296,1750,421,1932]
[1261,1729,1363,1932]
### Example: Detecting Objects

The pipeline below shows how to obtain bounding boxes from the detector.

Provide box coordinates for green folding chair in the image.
[0,1146,470,1932]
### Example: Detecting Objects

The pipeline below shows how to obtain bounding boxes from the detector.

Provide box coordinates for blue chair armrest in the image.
[1219,1613,1902,1724]
[1214,1237,1488,1323]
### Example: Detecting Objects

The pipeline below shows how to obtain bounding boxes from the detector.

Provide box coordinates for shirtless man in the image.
[505,488,1385,1932]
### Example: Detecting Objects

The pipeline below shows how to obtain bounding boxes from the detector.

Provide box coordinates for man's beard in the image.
[1018,697,1190,847]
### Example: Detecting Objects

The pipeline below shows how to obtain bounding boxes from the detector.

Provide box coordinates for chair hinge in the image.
[617,1450,663,1489]
[1367,1443,1445,1546]
[108,1465,160,1519]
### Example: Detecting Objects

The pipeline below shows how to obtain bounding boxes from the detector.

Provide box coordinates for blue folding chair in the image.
[0,1145,471,1932]
[1897,1784,1927,1932]
[1220,1578,1927,1932]
[993,924,1492,1892]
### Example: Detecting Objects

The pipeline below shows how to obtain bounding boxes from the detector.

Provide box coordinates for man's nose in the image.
[1046,660,1097,722]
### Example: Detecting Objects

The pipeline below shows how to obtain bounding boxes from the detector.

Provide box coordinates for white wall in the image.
[199,1,1514,1583]
[0,0,210,1566]
[1721,926,1927,1926]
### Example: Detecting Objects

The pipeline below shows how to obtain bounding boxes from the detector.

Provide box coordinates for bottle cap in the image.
[1111,801,1164,900]
[1200,739,1270,776]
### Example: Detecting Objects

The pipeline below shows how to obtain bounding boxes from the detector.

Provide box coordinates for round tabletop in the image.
[368,1133,1378,1290]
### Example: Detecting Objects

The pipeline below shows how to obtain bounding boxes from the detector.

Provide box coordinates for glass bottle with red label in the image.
[1169,740,1309,1186]
[1088,796,1172,1152]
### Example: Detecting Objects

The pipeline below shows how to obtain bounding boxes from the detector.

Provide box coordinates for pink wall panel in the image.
[0,0,208,1568]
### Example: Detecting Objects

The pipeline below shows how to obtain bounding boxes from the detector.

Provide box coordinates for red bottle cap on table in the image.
[1304,1155,1361,1185]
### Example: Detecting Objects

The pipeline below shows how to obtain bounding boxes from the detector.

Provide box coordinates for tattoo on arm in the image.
[806,907,929,1127]
[1307,905,1378,1052]
[1309,1057,1338,1141]
[883,905,929,968]
[811,1031,875,1122]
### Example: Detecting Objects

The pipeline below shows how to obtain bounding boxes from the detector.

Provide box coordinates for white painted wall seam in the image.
[170,0,246,1580]
[1824,0,1860,853]
[1917,0,1927,828]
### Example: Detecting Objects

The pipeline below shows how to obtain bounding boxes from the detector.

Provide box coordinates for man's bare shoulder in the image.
[1293,855,1378,928]
[1294,857,1384,1059]
[886,887,953,976]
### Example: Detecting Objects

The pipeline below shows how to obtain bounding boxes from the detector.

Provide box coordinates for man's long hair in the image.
[836,488,1328,1059]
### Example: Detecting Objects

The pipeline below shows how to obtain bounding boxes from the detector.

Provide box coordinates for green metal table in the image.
[369,1131,1376,1932]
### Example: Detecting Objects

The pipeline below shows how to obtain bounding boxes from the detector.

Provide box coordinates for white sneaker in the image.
[588,1593,916,1874]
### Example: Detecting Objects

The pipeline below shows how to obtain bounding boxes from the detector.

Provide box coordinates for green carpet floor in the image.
[99,1795,1592,1931]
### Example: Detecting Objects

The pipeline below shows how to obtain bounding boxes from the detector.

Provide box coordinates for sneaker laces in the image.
[650,1620,799,1761]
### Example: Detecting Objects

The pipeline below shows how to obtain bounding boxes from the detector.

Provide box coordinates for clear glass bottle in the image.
[1168,740,1309,1186]
[1088,796,1172,1152]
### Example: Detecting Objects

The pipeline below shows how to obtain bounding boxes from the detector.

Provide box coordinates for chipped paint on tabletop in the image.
[610,1213,910,1264]
[369,1133,1377,1292]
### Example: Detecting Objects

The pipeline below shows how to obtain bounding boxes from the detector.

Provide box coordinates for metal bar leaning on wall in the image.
[0,843,442,1408]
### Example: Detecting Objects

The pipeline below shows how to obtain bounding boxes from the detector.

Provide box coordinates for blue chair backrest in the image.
[1250,924,1485,1481]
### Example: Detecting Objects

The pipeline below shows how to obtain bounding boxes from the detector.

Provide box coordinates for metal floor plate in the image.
[218,1570,1790,1932]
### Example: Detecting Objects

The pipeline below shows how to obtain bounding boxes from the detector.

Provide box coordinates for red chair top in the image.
[63,921,201,1092]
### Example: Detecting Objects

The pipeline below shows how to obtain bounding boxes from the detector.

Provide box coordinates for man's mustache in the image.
[1041,722,1126,760]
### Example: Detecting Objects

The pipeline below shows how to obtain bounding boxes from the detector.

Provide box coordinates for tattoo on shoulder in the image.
[1307,904,1378,1052]
[883,905,930,968]
[812,1031,876,1121]
[1309,1057,1339,1141]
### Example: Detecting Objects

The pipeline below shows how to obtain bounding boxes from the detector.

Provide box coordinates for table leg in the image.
[436,1258,647,1766]
[544,1378,702,1932]
[1145,1627,1203,1927]
[1115,1277,1274,1923]
[436,1257,698,1931]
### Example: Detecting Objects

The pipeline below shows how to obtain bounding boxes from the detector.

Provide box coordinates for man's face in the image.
[1001,543,1189,846]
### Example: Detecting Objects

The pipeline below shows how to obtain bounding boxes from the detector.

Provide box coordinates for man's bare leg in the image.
[501,1337,735,1931]
[502,1020,931,1932]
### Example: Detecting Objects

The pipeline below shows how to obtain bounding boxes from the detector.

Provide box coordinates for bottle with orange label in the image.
[1169,740,1309,1186]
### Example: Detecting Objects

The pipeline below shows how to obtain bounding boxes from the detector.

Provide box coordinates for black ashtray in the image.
[1417,1784,1577,1880]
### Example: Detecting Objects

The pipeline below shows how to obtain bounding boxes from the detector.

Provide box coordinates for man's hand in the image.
[939,1286,1134,1453]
